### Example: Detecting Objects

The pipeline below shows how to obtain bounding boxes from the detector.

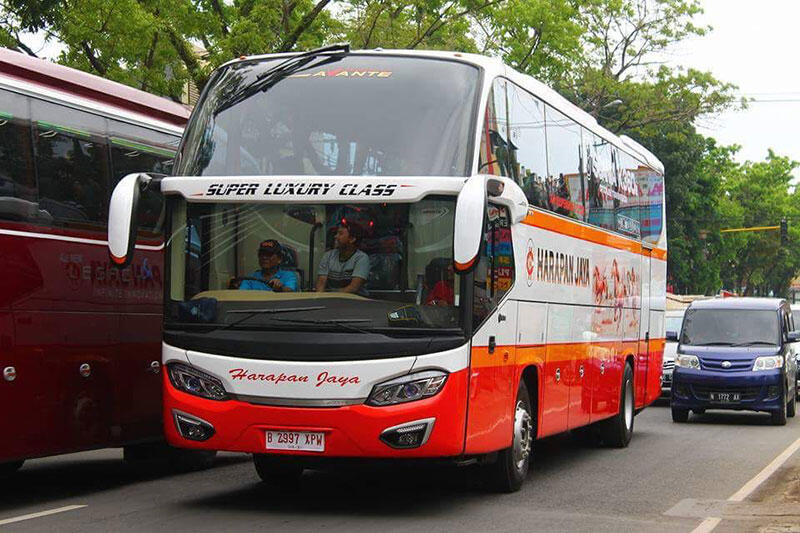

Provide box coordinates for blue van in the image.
[670,298,798,425]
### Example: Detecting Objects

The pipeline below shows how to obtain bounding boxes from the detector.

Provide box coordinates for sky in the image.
[670,0,800,170]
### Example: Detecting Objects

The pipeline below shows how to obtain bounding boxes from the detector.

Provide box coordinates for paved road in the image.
[2,404,800,532]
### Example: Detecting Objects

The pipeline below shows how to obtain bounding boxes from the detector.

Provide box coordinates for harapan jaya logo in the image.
[229,368,360,388]
[528,243,590,288]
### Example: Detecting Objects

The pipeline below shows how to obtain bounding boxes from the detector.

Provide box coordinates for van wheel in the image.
[483,380,533,493]
[253,455,304,487]
[0,460,23,476]
[671,407,689,423]
[772,396,788,426]
[787,388,796,418]
[599,363,634,447]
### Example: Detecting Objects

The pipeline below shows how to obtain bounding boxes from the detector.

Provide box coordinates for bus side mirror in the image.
[788,331,800,343]
[453,174,487,273]
[108,173,153,269]
[485,176,528,224]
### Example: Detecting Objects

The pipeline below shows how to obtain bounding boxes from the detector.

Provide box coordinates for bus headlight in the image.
[753,356,783,371]
[168,363,229,401]
[366,371,448,406]
[675,354,700,369]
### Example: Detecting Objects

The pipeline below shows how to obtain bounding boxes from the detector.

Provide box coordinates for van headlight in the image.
[167,363,229,401]
[366,371,448,406]
[753,356,784,371]
[675,354,700,369]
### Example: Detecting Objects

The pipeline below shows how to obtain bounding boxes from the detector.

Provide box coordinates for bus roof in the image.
[0,47,191,127]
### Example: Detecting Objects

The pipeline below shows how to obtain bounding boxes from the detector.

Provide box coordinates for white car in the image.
[661,309,685,398]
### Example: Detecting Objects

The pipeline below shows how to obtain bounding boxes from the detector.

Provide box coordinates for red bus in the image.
[0,48,190,474]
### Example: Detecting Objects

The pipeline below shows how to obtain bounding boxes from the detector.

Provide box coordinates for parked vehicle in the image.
[108,46,667,492]
[662,309,685,398]
[671,298,798,425]
[0,48,194,474]
[792,304,800,397]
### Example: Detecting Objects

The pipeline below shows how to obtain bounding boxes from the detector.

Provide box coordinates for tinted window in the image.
[179,56,478,177]
[639,166,664,245]
[616,151,644,238]
[584,133,618,232]
[473,204,513,328]
[681,309,780,346]
[32,100,109,229]
[0,90,44,223]
[507,82,548,210]
[545,106,584,220]
[109,121,179,236]
[478,79,513,178]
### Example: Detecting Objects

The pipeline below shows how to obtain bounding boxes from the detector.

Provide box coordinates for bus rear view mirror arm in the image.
[108,172,161,269]
[483,176,528,224]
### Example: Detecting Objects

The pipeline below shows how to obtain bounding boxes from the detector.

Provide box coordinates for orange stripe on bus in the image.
[522,209,667,261]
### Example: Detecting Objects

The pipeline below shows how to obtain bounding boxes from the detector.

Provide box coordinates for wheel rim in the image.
[512,400,533,473]
[624,378,634,430]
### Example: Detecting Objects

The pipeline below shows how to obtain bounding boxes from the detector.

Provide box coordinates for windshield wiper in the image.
[731,341,778,347]
[223,306,326,330]
[214,43,350,116]
[264,317,374,335]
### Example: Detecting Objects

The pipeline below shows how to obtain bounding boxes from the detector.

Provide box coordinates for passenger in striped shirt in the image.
[315,222,370,296]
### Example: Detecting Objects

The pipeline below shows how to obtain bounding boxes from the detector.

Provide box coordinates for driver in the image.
[239,239,297,292]
[315,222,369,296]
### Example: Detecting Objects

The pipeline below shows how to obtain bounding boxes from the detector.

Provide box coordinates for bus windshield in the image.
[165,197,463,334]
[177,55,479,177]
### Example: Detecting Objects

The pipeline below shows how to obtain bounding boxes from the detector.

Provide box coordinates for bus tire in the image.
[483,380,533,493]
[0,460,23,476]
[253,454,304,487]
[599,363,634,447]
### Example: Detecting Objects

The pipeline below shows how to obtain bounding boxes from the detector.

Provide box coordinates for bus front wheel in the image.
[483,380,533,493]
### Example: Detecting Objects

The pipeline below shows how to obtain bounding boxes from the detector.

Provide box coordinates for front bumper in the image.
[671,368,784,412]
[163,368,469,458]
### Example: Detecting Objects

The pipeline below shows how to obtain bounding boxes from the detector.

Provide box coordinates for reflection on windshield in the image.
[176,55,478,177]
[166,198,462,333]
[680,309,779,346]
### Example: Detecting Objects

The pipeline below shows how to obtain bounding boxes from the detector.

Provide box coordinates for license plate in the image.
[710,392,740,403]
[265,430,325,452]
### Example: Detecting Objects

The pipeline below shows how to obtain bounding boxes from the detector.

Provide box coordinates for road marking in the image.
[0,505,87,526]
[691,433,800,533]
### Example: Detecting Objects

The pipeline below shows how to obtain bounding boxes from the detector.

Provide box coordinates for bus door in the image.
[636,246,653,406]
[465,204,517,453]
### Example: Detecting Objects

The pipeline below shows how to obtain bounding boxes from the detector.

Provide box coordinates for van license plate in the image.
[265,430,325,452]
[710,392,740,403]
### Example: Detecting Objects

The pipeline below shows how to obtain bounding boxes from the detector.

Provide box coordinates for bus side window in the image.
[506,82,548,210]
[545,106,584,221]
[0,89,40,224]
[109,122,178,237]
[472,204,514,328]
[478,79,514,178]
[31,99,109,231]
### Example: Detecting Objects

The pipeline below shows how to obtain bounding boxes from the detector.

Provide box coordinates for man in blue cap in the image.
[239,239,297,292]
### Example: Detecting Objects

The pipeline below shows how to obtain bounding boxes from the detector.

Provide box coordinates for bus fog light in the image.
[173,410,215,441]
[366,371,448,406]
[380,418,435,449]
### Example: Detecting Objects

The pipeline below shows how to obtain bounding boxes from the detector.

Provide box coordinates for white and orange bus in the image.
[108,46,666,492]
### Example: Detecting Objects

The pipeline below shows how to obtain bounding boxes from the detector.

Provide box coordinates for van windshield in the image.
[680,309,780,346]
[176,55,478,177]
